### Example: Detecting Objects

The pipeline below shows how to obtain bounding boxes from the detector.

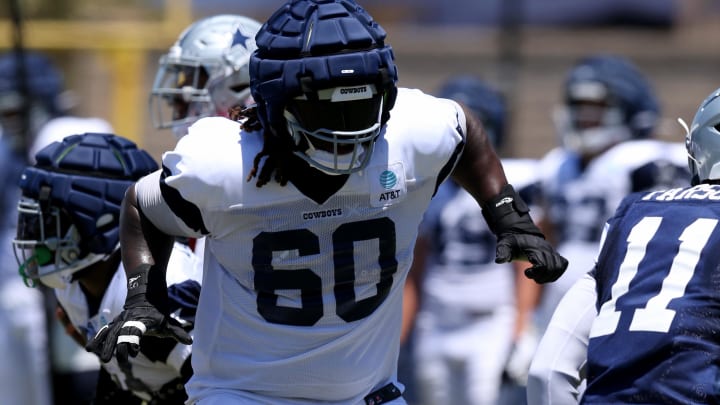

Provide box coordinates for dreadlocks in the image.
[231,105,293,188]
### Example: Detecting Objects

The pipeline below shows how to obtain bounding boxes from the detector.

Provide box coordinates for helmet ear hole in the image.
[60,246,81,264]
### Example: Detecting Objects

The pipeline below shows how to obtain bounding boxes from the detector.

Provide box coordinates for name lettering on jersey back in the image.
[642,184,720,201]
[368,163,407,207]
[302,208,344,220]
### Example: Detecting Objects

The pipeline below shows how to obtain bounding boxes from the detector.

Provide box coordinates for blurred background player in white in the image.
[527,86,720,404]
[407,76,541,405]
[0,50,113,405]
[534,54,690,334]
[0,136,50,405]
[14,132,202,404]
[149,14,261,140]
[86,0,567,403]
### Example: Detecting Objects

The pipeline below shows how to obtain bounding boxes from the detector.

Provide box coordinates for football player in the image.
[14,133,202,404]
[407,76,542,405]
[87,1,567,403]
[528,87,720,404]
[0,50,114,405]
[149,14,261,139]
[0,136,50,405]
[534,54,690,332]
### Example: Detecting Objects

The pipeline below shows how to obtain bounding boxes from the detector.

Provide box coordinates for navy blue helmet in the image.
[13,133,158,288]
[437,76,506,150]
[250,0,399,175]
[555,54,659,155]
[0,52,66,141]
[0,51,65,114]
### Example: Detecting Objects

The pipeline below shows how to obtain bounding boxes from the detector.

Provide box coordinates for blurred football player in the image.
[149,14,261,139]
[534,54,690,332]
[527,87,720,404]
[14,133,202,404]
[0,135,50,405]
[407,76,541,405]
[0,50,114,405]
[0,51,113,161]
[87,1,567,403]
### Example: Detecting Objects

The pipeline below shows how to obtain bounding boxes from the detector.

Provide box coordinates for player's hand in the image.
[503,326,540,385]
[481,184,568,283]
[86,303,192,365]
[495,233,568,283]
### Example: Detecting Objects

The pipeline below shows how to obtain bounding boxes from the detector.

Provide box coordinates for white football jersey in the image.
[535,139,689,330]
[419,158,538,313]
[138,88,467,403]
[54,242,202,399]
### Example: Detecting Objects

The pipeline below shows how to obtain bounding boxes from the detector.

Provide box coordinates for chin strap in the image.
[18,245,52,287]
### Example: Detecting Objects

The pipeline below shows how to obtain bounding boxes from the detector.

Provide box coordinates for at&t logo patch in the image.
[369,163,406,207]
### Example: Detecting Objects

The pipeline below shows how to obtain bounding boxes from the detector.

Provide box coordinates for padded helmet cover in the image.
[250,0,398,137]
[19,133,158,255]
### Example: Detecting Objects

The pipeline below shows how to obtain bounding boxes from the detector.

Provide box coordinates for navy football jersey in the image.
[584,184,720,404]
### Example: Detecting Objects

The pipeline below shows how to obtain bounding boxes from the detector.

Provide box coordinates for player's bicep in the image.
[451,102,507,203]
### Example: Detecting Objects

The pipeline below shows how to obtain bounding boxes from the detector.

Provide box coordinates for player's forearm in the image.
[120,184,173,310]
[513,260,541,338]
[401,236,428,343]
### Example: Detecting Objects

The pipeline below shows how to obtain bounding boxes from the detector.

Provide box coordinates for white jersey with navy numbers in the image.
[54,242,202,400]
[138,87,466,404]
[419,158,538,313]
[536,139,690,330]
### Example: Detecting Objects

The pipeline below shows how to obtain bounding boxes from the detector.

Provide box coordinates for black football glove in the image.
[86,264,192,365]
[482,184,568,284]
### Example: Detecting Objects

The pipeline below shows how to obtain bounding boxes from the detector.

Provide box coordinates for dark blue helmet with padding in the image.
[556,54,660,156]
[437,76,506,150]
[250,0,398,175]
[13,132,158,288]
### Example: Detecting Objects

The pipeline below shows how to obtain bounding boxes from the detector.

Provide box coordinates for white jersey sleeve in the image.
[527,273,596,405]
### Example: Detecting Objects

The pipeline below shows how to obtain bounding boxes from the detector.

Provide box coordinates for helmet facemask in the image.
[284,84,384,175]
[149,15,261,139]
[149,58,214,138]
[13,197,111,289]
[556,81,631,156]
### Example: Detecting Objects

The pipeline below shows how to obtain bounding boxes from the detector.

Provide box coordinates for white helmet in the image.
[686,87,720,185]
[149,14,262,138]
